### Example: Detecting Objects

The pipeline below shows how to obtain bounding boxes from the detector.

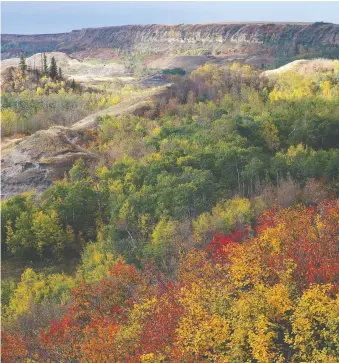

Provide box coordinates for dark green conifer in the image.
[49,57,58,80]
[71,78,76,91]
[43,53,48,76]
[19,54,27,73]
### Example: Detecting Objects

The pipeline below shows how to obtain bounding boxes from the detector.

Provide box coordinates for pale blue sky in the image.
[2,1,339,35]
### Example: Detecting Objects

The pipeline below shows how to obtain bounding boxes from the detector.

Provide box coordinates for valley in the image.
[1,19,339,363]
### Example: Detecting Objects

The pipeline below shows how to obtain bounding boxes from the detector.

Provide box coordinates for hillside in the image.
[1,15,339,363]
[1,85,170,199]
[1,52,126,82]
[2,59,339,362]
[2,22,339,67]
[263,58,339,76]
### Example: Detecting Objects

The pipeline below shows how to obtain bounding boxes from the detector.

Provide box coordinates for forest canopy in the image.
[1,62,339,362]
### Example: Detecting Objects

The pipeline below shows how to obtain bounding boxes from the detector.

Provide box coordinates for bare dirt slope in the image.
[147,56,211,72]
[1,85,171,199]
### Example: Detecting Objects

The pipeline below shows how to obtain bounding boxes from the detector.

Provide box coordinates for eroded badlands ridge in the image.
[2,22,339,59]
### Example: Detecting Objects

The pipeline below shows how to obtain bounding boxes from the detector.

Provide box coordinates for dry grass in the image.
[263,58,338,77]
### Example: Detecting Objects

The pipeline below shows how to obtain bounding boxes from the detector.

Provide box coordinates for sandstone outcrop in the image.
[2,22,338,61]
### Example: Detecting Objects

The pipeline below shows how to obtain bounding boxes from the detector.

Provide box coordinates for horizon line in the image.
[3,21,335,36]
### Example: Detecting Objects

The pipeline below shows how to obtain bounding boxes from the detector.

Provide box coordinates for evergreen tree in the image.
[42,53,48,76]
[49,57,58,80]
[19,54,27,74]
[71,79,76,91]
[34,68,40,86]
[58,67,63,80]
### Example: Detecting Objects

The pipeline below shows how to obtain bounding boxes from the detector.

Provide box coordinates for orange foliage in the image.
[3,200,339,362]
[1,332,28,363]
[255,200,339,290]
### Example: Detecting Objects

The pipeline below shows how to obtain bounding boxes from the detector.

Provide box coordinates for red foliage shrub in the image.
[205,229,246,262]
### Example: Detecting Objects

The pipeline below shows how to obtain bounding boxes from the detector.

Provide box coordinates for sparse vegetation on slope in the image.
[0,58,125,136]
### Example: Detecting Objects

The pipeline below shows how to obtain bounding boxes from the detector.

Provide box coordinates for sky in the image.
[1,1,339,35]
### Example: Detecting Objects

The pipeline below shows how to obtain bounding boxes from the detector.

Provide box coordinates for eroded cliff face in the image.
[2,22,339,60]
[1,85,170,199]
